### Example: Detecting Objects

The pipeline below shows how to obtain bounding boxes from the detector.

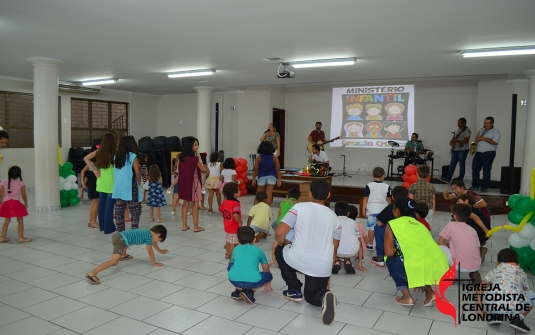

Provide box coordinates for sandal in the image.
[18,237,32,243]
[86,274,100,284]
[182,226,190,231]
[225,253,230,259]
[207,210,213,214]
[344,259,356,274]
[150,218,155,222]
[90,223,100,228]
[200,206,208,210]
[332,260,341,274]
[0,237,9,243]
[424,297,436,307]
[157,219,165,223]
[395,296,415,306]
[120,254,133,260]
[194,227,205,233]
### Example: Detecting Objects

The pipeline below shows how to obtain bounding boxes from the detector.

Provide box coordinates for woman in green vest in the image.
[384,197,449,307]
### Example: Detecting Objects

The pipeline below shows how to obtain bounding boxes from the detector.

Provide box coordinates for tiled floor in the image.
[0,188,529,334]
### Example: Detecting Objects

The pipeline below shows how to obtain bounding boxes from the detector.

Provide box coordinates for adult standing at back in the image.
[444,118,471,182]
[0,130,9,166]
[260,123,280,156]
[252,141,281,207]
[470,117,500,193]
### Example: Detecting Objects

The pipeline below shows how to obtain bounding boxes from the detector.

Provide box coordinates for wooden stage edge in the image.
[246,182,510,216]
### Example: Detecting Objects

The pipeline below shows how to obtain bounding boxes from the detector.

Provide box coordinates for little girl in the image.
[0,166,31,243]
[206,152,222,214]
[169,154,181,215]
[220,158,238,194]
[81,146,100,228]
[139,154,148,204]
[147,164,167,223]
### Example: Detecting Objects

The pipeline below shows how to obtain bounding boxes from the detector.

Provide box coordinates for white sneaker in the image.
[201,188,206,195]
[171,211,176,216]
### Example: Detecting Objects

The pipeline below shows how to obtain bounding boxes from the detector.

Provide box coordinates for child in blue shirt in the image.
[228,226,273,303]
[86,225,168,284]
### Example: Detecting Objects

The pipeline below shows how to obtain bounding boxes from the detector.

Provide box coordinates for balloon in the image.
[60,198,69,207]
[508,194,524,210]
[60,170,70,178]
[530,238,535,252]
[69,170,76,176]
[60,190,68,199]
[402,174,409,182]
[239,183,246,190]
[69,197,81,205]
[426,176,431,182]
[232,158,239,168]
[72,183,78,190]
[402,182,411,189]
[508,210,526,225]
[59,177,66,185]
[63,162,73,170]
[409,174,418,184]
[235,166,246,174]
[509,233,530,248]
[404,165,417,176]
[519,224,535,240]
[517,197,535,214]
[239,189,247,197]
[63,182,72,191]
[68,189,78,198]
[510,246,535,270]
[238,158,248,167]
[238,173,247,180]
[66,175,77,183]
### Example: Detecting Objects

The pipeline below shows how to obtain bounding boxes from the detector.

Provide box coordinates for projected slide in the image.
[330,85,414,149]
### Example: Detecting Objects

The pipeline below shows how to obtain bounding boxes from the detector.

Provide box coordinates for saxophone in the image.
[469,127,484,155]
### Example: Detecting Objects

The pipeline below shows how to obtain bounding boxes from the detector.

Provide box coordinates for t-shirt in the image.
[277,198,298,225]
[309,130,326,143]
[311,151,331,168]
[452,127,472,151]
[405,140,424,152]
[337,216,361,256]
[220,197,241,233]
[281,202,342,277]
[248,202,272,231]
[120,229,153,247]
[409,179,436,209]
[1,179,24,202]
[417,217,431,231]
[264,132,280,150]
[376,203,395,225]
[364,181,391,214]
[466,190,491,223]
[439,221,481,270]
[228,244,268,283]
[208,162,221,178]
[221,169,236,183]
[484,263,529,313]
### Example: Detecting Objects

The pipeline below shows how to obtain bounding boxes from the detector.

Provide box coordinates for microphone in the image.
[264,129,269,133]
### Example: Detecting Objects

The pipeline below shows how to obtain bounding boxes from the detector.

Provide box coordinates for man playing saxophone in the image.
[470,117,501,193]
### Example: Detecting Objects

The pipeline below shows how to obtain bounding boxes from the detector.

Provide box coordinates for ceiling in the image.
[2,0,535,95]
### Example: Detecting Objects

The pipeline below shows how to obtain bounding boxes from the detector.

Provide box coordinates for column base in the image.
[35,205,61,212]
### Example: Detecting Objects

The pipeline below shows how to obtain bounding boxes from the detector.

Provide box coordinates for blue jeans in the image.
[374,224,386,259]
[446,149,469,181]
[386,256,408,290]
[471,151,496,189]
[98,192,116,234]
[229,272,273,290]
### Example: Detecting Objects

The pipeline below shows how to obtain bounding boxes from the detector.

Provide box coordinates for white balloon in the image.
[63,182,72,191]
[530,238,535,252]
[519,224,535,240]
[66,175,77,183]
[59,177,65,185]
[509,233,530,248]
[72,183,79,190]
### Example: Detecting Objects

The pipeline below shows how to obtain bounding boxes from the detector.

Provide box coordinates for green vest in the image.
[388,216,449,288]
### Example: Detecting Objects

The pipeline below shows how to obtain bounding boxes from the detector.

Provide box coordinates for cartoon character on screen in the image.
[383,121,406,139]
[385,103,405,120]
[344,122,364,138]
[365,121,383,138]
[345,103,363,120]
[365,104,383,120]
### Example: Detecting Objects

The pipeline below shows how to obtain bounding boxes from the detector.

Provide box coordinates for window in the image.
[0,91,61,148]
[71,98,129,147]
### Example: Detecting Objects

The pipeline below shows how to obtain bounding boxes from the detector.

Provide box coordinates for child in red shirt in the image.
[414,202,431,231]
[220,183,242,259]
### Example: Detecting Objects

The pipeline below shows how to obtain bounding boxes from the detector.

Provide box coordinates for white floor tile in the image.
[0,304,31,327]
[235,305,299,332]
[84,316,157,335]
[183,315,252,335]
[174,272,226,290]
[51,280,109,299]
[196,296,256,320]
[0,287,58,309]
[0,316,61,335]
[373,311,433,335]
[51,305,120,333]
[79,287,138,309]
[109,296,172,321]
[143,305,210,333]
[26,272,80,290]
[22,296,87,321]
[279,314,345,335]
[101,273,155,291]
[160,287,218,309]
[130,280,184,300]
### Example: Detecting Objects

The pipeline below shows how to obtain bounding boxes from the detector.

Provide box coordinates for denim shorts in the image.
[229,272,273,289]
[366,213,379,229]
[257,175,277,186]
[386,256,408,290]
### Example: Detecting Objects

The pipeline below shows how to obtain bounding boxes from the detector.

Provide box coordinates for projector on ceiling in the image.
[277,63,295,79]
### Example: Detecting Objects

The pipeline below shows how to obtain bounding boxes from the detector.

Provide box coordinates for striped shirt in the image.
[120,229,153,247]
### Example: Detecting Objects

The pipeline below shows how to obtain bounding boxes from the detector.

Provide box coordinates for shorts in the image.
[112,234,127,255]
[229,272,273,289]
[386,256,408,290]
[366,213,379,229]
[251,225,269,234]
[226,233,238,244]
[173,183,178,194]
[257,175,277,186]
[271,220,278,229]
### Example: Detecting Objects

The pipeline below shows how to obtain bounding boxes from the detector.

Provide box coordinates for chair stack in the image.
[168,136,182,151]
[152,136,171,188]
[67,147,86,173]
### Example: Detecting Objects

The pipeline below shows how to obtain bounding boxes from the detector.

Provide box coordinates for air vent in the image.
[59,81,102,94]
[264,57,285,62]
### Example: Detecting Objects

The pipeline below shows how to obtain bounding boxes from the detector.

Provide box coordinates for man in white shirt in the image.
[275,179,341,325]
[308,144,332,171]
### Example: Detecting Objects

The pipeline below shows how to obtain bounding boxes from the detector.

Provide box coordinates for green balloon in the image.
[510,246,535,270]
[60,190,68,199]
[63,162,73,170]
[68,189,78,198]
[508,194,523,210]
[60,170,70,178]
[69,197,80,205]
[517,197,535,214]
[508,210,525,225]
[60,198,69,207]
[69,170,76,176]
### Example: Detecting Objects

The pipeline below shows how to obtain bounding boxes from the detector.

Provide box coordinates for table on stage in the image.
[278,174,333,205]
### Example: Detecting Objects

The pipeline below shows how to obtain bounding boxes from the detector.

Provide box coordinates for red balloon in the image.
[232,158,239,167]
[239,183,246,190]
[239,172,247,179]
[409,174,418,184]
[402,182,411,189]
[239,189,247,197]
[235,166,246,174]
[402,174,409,182]
[238,158,248,167]
[405,165,417,175]
[426,176,431,182]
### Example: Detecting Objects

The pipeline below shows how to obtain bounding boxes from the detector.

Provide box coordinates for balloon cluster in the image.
[233,158,249,197]
[58,162,81,207]
[401,165,430,189]
[506,194,535,271]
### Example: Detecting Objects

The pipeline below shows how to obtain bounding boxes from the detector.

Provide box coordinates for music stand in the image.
[334,154,354,178]
[386,141,400,178]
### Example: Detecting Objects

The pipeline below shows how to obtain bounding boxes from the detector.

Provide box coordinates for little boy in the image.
[408,164,436,223]
[438,203,481,283]
[275,179,341,325]
[86,225,168,284]
[269,188,300,266]
[228,226,273,304]
[332,201,367,275]
[247,192,272,243]
[348,205,367,256]
[220,182,242,259]
[457,193,491,262]
[371,185,408,267]
[363,167,391,251]
[414,202,431,231]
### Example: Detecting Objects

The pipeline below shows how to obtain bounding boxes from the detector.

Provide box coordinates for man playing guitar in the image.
[307,122,339,151]
[443,118,471,183]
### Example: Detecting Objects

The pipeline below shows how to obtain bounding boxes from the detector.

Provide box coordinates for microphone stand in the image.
[334,155,354,178]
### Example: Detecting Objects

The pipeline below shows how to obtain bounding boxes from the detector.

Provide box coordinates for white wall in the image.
[157,94,198,140]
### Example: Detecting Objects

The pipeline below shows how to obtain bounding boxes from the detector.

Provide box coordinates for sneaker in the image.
[332,261,341,274]
[231,290,242,300]
[283,290,303,302]
[469,186,479,191]
[488,319,502,325]
[510,318,530,333]
[344,260,356,274]
[171,211,176,216]
[366,244,374,251]
[479,188,488,193]
[321,291,337,325]
[239,290,255,304]
[437,178,449,184]
[371,256,385,267]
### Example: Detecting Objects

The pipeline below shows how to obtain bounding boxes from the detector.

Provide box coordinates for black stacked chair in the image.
[152,137,171,188]
[168,136,182,151]
[67,147,86,173]
[92,138,102,147]
[138,139,157,169]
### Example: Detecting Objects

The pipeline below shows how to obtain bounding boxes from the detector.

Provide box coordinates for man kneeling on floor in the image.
[275,179,341,325]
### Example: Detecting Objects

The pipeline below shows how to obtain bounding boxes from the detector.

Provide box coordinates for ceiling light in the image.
[291,58,356,68]
[167,69,215,78]
[461,46,535,58]
[81,79,118,86]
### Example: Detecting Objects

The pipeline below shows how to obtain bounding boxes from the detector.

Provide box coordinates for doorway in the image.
[272,108,285,168]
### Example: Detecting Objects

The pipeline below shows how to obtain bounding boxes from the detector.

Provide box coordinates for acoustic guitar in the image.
[307,137,340,152]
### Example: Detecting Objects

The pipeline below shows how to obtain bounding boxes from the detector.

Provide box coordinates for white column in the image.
[28,57,63,211]
[521,70,535,195]
[194,86,214,153]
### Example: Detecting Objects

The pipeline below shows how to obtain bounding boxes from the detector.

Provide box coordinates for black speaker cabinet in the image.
[500,166,521,194]
[441,165,449,179]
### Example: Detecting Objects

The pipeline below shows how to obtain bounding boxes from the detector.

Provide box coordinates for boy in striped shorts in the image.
[247,192,273,243]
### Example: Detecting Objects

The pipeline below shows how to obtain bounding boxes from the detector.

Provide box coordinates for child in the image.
[347,205,368,259]
[139,153,148,204]
[438,203,482,283]
[457,193,491,262]
[275,179,341,325]
[408,165,436,223]
[443,178,490,223]
[228,226,273,304]
[220,158,238,194]
[220,182,242,259]
[363,167,391,251]
[147,164,167,223]
[86,225,168,284]
[169,154,181,216]
[247,192,272,243]
[477,248,534,332]
[372,186,408,267]
[413,202,431,231]
[81,146,100,229]
[331,201,367,274]
[206,152,222,214]
[0,166,30,243]
[269,188,300,266]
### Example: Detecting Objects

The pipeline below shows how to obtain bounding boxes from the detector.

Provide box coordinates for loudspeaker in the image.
[442,165,449,179]
[500,166,521,194]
